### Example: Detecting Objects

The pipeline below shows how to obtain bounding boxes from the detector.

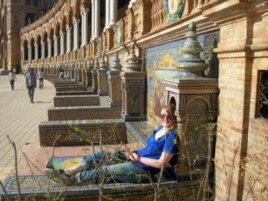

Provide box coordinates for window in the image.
[257,70,268,119]
[25,13,36,25]
[33,0,38,6]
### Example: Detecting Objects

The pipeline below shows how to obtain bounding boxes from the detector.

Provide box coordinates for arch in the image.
[49,28,54,39]
[72,0,81,20]
[55,22,61,36]
[186,96,211,111]
[37,35,41,59]
[43,31,48,58]
[23,40,28,60]
[61,16,67,30]
[185,97,210,168]
[169,96,177,109]
[30,38,35,59]
[25,13,36,25]
[49,29,54,56]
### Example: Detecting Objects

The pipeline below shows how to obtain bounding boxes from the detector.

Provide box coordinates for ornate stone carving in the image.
[124,44,141,72]
[108,52,122,107]
[177,22,207,78]
[97,56,108,95]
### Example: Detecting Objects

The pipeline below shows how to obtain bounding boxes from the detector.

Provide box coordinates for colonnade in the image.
[21,0,131,63]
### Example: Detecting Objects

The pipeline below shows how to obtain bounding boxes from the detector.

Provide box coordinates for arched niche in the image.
[185,97,211,168]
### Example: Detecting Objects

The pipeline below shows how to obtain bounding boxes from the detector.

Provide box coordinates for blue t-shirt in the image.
[137,126,178,175]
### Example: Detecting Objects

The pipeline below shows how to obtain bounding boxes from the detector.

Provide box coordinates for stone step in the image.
[54,78,76,84]
[48,106,121,121]
[39,119,127,146]
[54,95,100,107]
[54,82,79,87]
[55,84,80,88]
[56,90,96,96]
[55,85,88,92]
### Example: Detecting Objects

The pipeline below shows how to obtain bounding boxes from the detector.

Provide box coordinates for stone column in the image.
[21,46,25,63]
[79,63,85,86]
[47,39,51,57]
[92,59,99,92]
[66,25,71,52]
[71,65,75,80]
[84,8,89,45]
[73,18,80,50]
[54,35,58,56]
[94,0,100,39]
[63,31,66,54]
[60,31,64,55]
[41,41,45,58]
[87,60,93,87]
[109,0,117,27]
[120,45,146,120]
[28,44,32,60]
[105,0,110,29]
[108,52,122,107]
[91,0,95,41]
[81,8,89,46]
[81,11,85,46]
[74,64,78,81]
[34,42,38,59]
[98,56,109,95]
[81,63,87,86]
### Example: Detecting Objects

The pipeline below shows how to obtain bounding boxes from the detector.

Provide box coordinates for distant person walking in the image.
[26,68,37,103]
[59,67,64,79]
[37,69,45,89]
[8,69,16,90]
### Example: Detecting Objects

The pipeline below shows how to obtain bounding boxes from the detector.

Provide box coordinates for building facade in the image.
[0,0,55,71]
[8,0,268,200]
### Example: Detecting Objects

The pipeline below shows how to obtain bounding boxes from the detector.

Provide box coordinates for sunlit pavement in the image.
[0,74,55,180]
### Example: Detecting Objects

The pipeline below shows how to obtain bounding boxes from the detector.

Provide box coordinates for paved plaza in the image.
[0,74,142,184]
[0,74,56,180]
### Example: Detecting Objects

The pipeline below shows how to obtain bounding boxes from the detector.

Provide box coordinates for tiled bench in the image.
[39,119,127,146]
[55,86,88,92]
[48,106,121,121]
[54,95,100,107]
[0,175,184,201]
[56,91,95,96]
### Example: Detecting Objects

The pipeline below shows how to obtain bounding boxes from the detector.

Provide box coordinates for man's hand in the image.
[127,152,138,161]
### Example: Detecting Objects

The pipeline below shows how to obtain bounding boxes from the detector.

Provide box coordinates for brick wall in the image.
[215,5,268,201]
[242,13,268,201]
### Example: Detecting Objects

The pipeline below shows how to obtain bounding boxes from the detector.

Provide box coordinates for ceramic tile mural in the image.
[144,31,219,124]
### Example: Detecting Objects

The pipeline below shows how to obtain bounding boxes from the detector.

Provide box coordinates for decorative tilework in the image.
[143,31,219,126]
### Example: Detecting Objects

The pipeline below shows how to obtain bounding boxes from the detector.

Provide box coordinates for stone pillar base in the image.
[120,71,146,121]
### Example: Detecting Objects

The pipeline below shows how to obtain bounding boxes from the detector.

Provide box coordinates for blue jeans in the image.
[10,80,15,90]
[28,86,35,103]
[75,151,150,184]
[39,78,44,89]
